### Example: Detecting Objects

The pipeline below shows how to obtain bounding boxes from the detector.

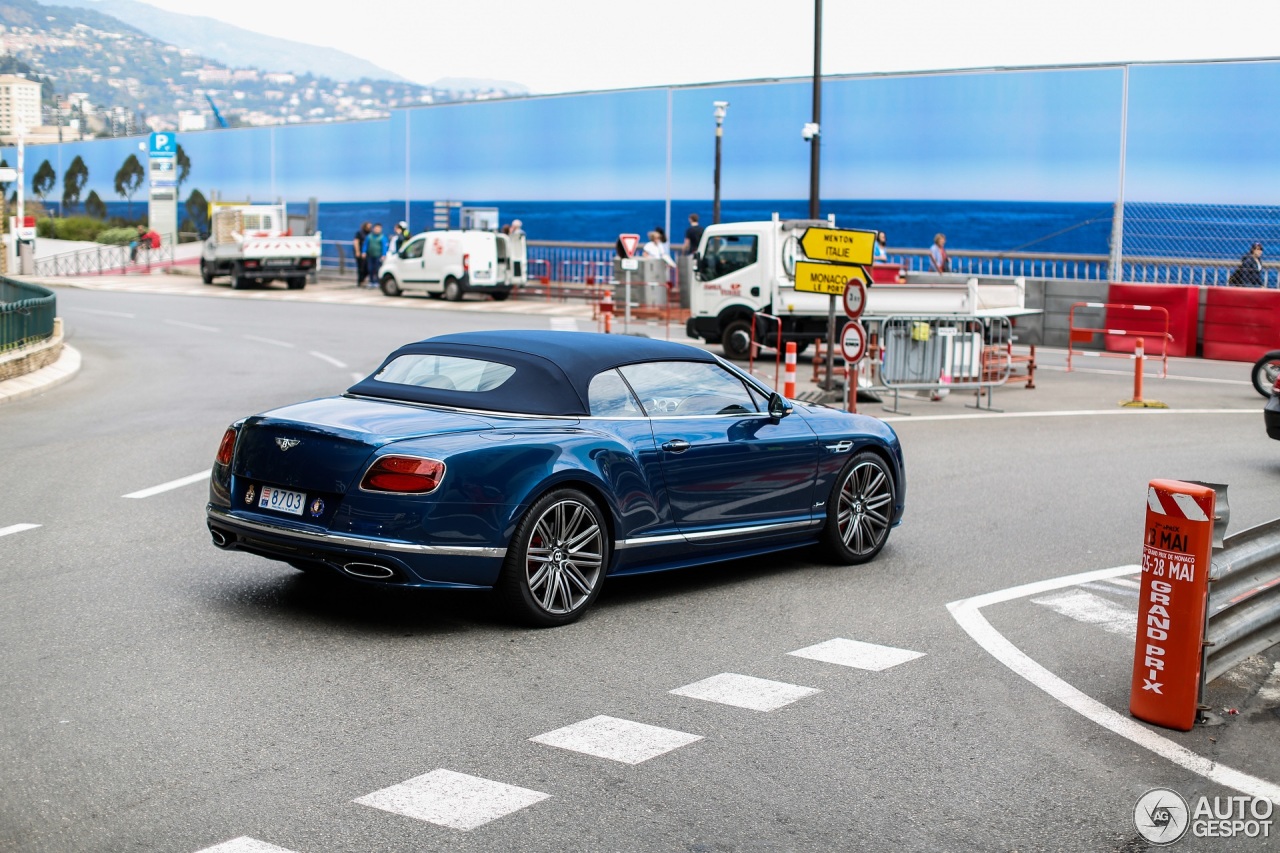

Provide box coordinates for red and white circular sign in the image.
[840,321,867,363]
[843,275,867,319]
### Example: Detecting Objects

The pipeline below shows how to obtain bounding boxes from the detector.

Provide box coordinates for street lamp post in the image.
[713,101,728,225]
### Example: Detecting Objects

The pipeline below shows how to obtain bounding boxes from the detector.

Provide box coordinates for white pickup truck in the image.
[200,204,321,290]
[685,214,1030,360]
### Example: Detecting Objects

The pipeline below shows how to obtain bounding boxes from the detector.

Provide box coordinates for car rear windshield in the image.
[373,354,516,393]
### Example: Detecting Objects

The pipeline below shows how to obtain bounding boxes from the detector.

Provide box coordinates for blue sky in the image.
[6,60,1278,209]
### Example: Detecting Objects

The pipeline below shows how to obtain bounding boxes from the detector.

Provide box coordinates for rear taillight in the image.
[215,428,237,466]
[462,253,470,272]
[299,258,314,268]
[359,456,445,494]
[244,259,260,269]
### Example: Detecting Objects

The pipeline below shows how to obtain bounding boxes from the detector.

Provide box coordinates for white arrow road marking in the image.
[948,565,1280,804]
[0,523,40,538]
[123,470,211,499]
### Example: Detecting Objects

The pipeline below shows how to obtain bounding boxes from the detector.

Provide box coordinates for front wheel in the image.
[1251,350,1280,397]
[497,488,609,627]
[820,451,895,564]
[380,274,401,297]
[200,259,215,284]
[443,277,463,302]
[721,318,754,361]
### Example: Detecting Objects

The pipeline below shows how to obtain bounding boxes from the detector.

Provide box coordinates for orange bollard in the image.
[846,365,858,413]
[604,312,612,334]
[783,342,797,398]
[1133,337,1144,402]
[1129,480,1215,731]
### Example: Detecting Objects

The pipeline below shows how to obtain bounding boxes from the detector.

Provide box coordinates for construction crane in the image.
[205,94,229,129]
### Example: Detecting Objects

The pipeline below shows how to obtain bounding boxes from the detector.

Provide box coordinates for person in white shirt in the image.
[641,230,676,268]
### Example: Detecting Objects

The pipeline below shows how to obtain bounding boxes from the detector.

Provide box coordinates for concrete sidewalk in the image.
[0,343,80,405]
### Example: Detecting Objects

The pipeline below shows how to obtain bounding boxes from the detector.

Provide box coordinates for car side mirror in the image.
[767,392,792,420]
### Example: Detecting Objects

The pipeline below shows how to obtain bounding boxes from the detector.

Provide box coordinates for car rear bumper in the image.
[206,506,505,588]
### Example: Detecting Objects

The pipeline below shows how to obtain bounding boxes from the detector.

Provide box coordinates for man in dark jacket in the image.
[353,221,371,287]
[1231,242,1264,287]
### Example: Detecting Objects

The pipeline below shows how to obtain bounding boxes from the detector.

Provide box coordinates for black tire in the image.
[443,277,462,302]
[286,276,306,290]
[496,488,609,627]
[380,274,402,297]
[491,290,510,302]
[231,273,248,290]
[820,451,895,565]
[200,259,215,285]
[721,318,754,361]
[1251,351,1280,397]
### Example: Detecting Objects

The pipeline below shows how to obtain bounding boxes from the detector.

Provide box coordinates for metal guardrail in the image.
[1204,518,1280,684]
[0,277,56,353]
[874,315,1014,413]
[33,243,175,276]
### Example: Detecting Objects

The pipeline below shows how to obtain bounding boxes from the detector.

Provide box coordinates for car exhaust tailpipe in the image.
[210,529,232,548]
[343,562,395,580]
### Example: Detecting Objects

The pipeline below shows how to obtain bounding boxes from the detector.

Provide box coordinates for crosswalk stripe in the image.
[194,837,300,853]
[670,672,820,711]
[1030,588,1135,638]
[355,769,549,831]
[530,715,702,764]
[788,638,925,671]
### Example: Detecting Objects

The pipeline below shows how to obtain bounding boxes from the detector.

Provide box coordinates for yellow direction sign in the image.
[800,227,877,266]
[793,261,869,295]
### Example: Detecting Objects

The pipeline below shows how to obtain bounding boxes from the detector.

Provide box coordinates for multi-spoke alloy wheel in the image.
[499,489,608,626]
[822,451,895,564]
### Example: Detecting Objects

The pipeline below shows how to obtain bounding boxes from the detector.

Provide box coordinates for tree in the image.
[62,155,89,211]
[32,159,56,209]
[85,190,107,220]
[114,154,144,219]
[185,188,208,238]
[175,144,191,192]
[0,158,10,202]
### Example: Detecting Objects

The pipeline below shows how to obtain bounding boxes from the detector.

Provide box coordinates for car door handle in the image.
[661,439,691,453]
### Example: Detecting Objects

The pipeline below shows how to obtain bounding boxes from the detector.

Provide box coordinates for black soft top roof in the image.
[347,330,720,416]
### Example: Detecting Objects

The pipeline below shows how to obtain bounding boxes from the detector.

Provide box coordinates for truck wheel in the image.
[443,277,462,302]
[380,274,401,297]
[286,277,306,290]
[490,290,510,302]
[200,259,215,285]
[721,319,754,361]
[231,275,248,290]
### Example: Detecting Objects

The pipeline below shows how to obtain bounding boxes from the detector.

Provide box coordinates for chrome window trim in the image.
[343,393,579,421]
[615,518,820,550]
[207,507,507,558]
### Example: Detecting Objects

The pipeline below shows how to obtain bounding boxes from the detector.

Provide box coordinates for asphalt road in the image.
[2,283,1278,852]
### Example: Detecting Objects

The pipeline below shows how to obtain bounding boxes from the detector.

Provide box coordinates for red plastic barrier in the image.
[1201,287,1280,362]
[1130,480,1214,732]
[869,263,904,284]
[1104,284,1198,358]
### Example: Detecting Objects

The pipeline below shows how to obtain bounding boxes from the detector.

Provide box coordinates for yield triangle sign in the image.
[619,233,641,258]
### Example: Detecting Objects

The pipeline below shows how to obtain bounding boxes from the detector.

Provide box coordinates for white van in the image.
[378,230,526,301]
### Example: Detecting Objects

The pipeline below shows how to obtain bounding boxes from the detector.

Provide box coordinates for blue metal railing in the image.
[1,277,56,353]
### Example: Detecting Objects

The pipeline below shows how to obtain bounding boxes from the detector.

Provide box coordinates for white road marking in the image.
[670,673,820,711]
[122,470,210,499]
[788,637,925,671]
[1038,364,1252,386]
[241,334,294,348]
[308,350,347,369]
[948,565,1280,805]
[549,317,580,332]
[77,308,135,318]
[355,769,548,831]
[1030,588,1136,638]
[349,372,365,382]
[194,838,299,853]
[1103,576,1143,590]
[164,319,219,333]
[885,408,1257,424]
[0,523,40,538]
[1080,580,1139,598]
[530,715,702,765]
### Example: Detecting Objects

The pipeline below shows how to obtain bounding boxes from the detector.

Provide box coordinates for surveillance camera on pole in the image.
[801,122,819,141]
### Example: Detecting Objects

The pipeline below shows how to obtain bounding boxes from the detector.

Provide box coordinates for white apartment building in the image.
[0,75,41,137]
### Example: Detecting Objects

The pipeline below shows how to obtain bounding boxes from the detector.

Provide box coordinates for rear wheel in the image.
[380,274,402,296]
[497,488,608,627]
[1252,351,1280,397]
[820,451,895,564]
[200,259,214,284]
[721,318,754,361]
[286,276,306,290]
[231,269,248,290]
[443,277,462,302]
[491,290,510,302]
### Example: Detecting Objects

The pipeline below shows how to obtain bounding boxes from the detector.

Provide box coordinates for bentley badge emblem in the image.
[275,437,301,451]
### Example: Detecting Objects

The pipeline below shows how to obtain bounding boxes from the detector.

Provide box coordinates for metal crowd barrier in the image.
[1067,301,1172,378]
[0,277,56,352]
[875,315,1014,413]
[1204,517,1280,684]
[33,243,175,277]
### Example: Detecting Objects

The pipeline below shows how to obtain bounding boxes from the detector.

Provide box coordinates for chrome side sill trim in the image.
[616,519,821,550]
[207,507,507,558]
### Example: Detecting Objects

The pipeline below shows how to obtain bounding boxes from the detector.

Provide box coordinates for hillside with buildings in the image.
[0,0,526,143]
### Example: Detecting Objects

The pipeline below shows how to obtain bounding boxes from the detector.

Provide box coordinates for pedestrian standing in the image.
[682,213,704,253]
[353,221,371,286]
[363,223,385,289]
[1229,242,1264,287]
[874,231,888,262]
[930,233,950,273]
[388,221,408,256]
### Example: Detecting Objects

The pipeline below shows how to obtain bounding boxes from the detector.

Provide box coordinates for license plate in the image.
[259,485,305,515]
[265,259,292,266]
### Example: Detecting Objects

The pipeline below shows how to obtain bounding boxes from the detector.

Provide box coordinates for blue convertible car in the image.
[207,331,906,626]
